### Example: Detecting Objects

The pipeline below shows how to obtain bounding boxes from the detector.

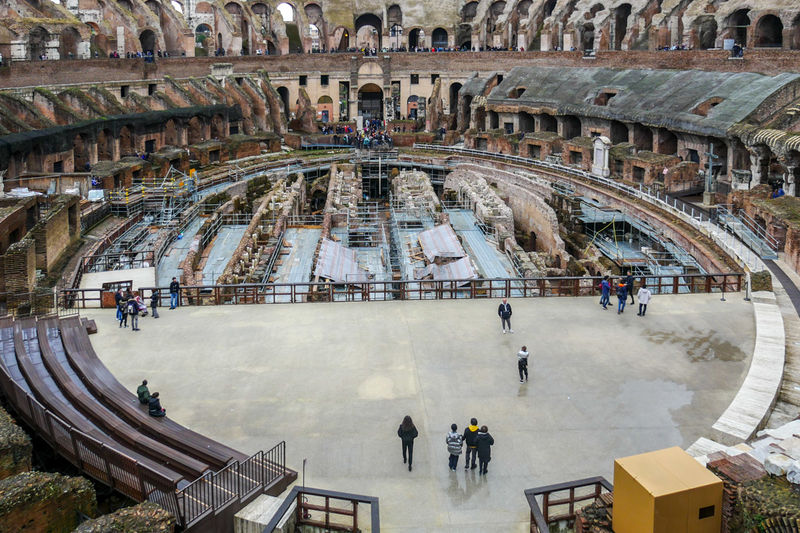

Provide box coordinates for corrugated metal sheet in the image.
[414,257,477,285]
[418,224,466,262]
[314,239,370,283]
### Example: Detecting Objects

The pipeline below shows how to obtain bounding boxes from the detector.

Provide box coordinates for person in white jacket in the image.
[637,283,652,316]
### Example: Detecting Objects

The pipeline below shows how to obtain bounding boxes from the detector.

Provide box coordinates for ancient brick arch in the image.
[73,133,90,170]
[119,125,135,156]
[793,14,800,50]
[432,28,448,48]
[97,128,113,161]
[139,29,157,54]
[211,114,226,139]
[187,116,205,144]
[727,9,750,46]
[59,27,81,59]
[164,119,179,146]
[355,13,382,49]
[753,14,783,48]
[28,26,50,60]
[693,16,717,50]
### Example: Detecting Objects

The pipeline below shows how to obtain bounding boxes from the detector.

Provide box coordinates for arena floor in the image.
[83,293,755,531]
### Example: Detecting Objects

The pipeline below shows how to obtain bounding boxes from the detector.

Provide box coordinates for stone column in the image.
[785,165,796,196]
[592,136,612,177]
[748,146,770,187]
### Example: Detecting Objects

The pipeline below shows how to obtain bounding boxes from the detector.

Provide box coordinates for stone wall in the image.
[0,407,31,481]
[29,195,80,272]
[0,239,36,294]
[74,502,175,533]
[0,471,96,531]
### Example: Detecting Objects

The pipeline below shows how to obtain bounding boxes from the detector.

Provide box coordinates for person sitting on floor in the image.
[148,392,166,417]
[137,379,150,404]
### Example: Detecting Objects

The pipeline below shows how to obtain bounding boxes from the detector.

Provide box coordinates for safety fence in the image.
[525,476,612,533]
[263,486,380,532]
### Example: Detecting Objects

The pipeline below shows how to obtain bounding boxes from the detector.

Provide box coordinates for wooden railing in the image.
[262,486,380,532]
[61,273,742,309]
[524,476,612,533]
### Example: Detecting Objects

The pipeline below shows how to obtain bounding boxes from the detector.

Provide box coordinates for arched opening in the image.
[309,24,321,51]
[461,2,478,22]
[195,24,213,56]
[487,1,506,34]
[59,27,80,59]
[407,95,419,119]
[211,114,225,139]
[139,29,156,55]
[408,28,425,50]
[632,124,653,151]
[474,106,486,131]
[754,14,783,48]
[488,111,499,130]
[164,119,179,146]
[518,0,532,17]
[73,134,89,170]
[86,22,109,57]
[118,0,133,12]
[333,27,350,50]
[358,83,383,120]
[519,112,534,133]
[610,120,628,144]
[187,117,204,144]
[97,129,113,160]
[266,40,277,55]
[28,27,50,60]
[561,115,581,139]
[146,0,160,15]
[793,14,800,50]
[728,9,750,46]
[389,24,403,50]
[614,4,631,49]
[540,113,557,133]
[432,28,448,49]
[119,125,135,156]
[449,83,462,114]
[355,13,382,50]
[277,87,290,116]
[580,23,595,51]
[656,129,677,155]
[224,2,248,53]
[317,95,333,122]
[277,3,303,53]
[694,16,717,49]
[388,4,403,43]
[543,0,557,18]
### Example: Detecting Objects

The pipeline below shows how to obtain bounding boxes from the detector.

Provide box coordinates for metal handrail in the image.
[262,486,379,533]
[524,476,612,533]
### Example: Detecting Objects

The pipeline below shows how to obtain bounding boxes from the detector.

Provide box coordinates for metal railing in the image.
[0,291,78,318]
[81,252,154,273]
[524,476,612,533]
[63,273,741,309]
[262,486,379,532]
[414,144,775,269]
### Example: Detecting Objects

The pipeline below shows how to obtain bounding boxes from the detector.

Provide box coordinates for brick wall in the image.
[0,472,96,531]
[3,50,799,90]
[29,196,80,272]
[0,239,36,294]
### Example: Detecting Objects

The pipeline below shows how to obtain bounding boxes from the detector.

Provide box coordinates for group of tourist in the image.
[598,272,652,316]
[398,416,495,475]
[112,277,182,333]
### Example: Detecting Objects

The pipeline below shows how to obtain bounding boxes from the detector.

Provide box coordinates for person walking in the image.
[127,297,140,331]
[498,298,513,333]
[463,418,480,470]
[625,271,635,305]
[397,415,418,471]
[150,290,160,319]
[446,423,463,471]
[137,380,150,404]
[616,281,627,315]
[475,426,495,475]
[637,283,652,316]
[599,276,610,310]
[148,392,166,417]
[169,277,180,309]
[518,345,529,382]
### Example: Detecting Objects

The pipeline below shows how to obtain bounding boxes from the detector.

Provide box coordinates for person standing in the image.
[616,281,627,315]
[463,418,480,470]
[599,276,610,310]
[150,290,160,319]
[517,346,529,383]
[148,392,166,417]
[498,298,513,333]
[446,423,463,471]
[127,297,140,331]
[475,426,495,475]
[397,415,418,471]
[114,288,124,322]
[625,272,635,305]
[169,277,180,309]
[118,292,129,328]
[637,283,652,317]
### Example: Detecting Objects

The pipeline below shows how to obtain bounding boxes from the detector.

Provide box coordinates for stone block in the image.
[73,502,175,532]
[0,471,96,531]
[0,407,31,480]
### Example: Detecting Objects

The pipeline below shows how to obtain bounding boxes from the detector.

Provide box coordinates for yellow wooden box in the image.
[613,447,723,533]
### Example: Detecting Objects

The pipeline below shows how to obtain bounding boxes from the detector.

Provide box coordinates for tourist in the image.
[127,297,140,331]
[114,288,124,322]
[498,298,513,333]
[599,275,611,309]
[446,423,463,471]
[475,426,494,475]
[463,418,480,470]
[148,392,166,417]
[151,290,160,318]
[118,291,129,328]
[137,379,150,404]
[397,415,418,471]
[517,345,529,383]
[637,283,652,317]
[625,271,635,305]
[771,186,785,199]
[616,281,627,315]
[169,277,180,309]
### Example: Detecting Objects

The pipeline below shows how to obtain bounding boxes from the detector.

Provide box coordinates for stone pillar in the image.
[748,147,769,187]
[785,165,796,196]
[46,38,60,60]
[77,41,90,59]
[592,136,612,177]
[116,27,125,56]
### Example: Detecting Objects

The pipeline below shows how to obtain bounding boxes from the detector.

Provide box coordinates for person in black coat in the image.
[397,415,418,471]
[475,425,494,475]
[150,290,160,319]
[148,392,166,417]
[498,298,513,333]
